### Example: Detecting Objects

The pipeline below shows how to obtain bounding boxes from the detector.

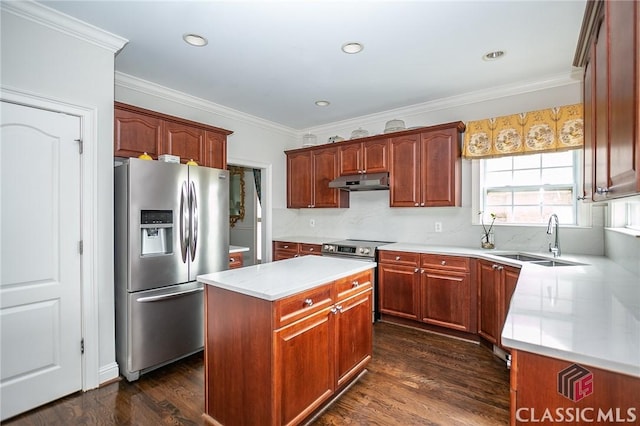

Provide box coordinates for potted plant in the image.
[479,211,496,249]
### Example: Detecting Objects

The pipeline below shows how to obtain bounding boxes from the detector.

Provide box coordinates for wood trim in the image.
[284,121,465,155]
[573,0,605,67]
[114,101,233,136]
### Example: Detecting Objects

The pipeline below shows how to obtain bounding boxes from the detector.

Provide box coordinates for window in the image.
[626,201,640,231]
[479,151,579,225]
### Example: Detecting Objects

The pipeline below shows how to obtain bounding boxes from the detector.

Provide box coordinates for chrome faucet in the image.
[546,214,561,257]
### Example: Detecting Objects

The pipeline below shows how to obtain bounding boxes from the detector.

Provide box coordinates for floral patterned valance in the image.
[463,104,583,159]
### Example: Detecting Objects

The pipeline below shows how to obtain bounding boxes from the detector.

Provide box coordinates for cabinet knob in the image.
[498,266,504,271]
[336,304,343,313]
[395,256,401,261]
[309,247,314,251]
[441,260,446,266]
[283,245,289,248]
[492,264,499,269]
[304,298,313,307]
[229,258,233,262]
[352,280,359,287]
[420,202,425,207]
[414,203,419,207]
[414,268,419,273]
[596,187,610,194]
[294,254,299,257]
[331,306,338,314]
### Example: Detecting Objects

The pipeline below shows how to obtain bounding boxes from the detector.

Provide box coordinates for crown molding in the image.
[115,72,297,137]
[303,70,583,135]
[1,0,127,53]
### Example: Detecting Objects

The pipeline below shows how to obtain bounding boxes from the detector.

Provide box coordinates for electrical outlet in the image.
[435,222,442,232]
[309,219,315,227]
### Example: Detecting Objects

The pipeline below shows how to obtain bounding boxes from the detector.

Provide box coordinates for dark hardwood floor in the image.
[4,322,510,426]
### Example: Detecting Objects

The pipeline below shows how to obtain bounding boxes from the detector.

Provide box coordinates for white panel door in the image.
[0,101,82,421]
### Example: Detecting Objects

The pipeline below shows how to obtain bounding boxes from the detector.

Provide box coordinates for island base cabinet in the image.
[336,290,373,388]
[275,309,334,426]
[203,270,373,426]
[510,350,640,425]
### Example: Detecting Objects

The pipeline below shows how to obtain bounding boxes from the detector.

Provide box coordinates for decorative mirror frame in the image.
[229,166,246,228]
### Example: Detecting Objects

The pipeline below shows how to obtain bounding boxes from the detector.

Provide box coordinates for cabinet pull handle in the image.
[309,248,314,251]
[283,245,289,248]
[336,304,343,313]
[577,195,586,200]
[304,298,313,307]
[352,280,359,287]
[596,187,610,194]
[331,306,338,314]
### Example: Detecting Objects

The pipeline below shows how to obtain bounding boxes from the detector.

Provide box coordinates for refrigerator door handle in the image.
[189,181,198,260]
[136,287,204,303]
[180,181,189,263]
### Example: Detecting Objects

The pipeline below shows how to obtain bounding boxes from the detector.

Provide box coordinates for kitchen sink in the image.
[494,253,550,262]
[529,260,583,267]
[494,253,585,267]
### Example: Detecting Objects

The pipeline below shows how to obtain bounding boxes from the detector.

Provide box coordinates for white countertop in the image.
[229,245,250,253]
[198,255,375,301]
[380,243,640,378]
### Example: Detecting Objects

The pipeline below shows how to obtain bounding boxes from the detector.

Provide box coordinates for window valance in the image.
[463,104,583,159]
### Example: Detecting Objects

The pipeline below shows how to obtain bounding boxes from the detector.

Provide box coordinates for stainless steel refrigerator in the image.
[114,158,228,381]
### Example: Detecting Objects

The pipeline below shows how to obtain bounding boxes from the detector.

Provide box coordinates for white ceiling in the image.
[41,0,587,130]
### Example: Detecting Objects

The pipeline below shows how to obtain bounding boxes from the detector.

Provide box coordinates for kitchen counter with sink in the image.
[379,243,640,377]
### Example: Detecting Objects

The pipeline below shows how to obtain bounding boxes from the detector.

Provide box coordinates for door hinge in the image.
[75,138,83,154]
[81,338,85,354]
[79,240,83,255]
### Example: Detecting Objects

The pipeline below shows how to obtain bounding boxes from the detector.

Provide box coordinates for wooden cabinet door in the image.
[607,0,639,197]
[378,263,419,320]
[114,108,162,158]
[501,266,520,346]
[389,134,421,207]
[420,269,470,332]
[583,42,595,202]
[338,142,362,176]
[162,121,204,165]
[312,147,341,208]
[421,128,460,207]
[204,131,226,169]
[335,289,372,388]
[275,309,334,426]
[287,151,313,208]
[477,260,500,344]
[593,7,609,200]
[362,139,389,173]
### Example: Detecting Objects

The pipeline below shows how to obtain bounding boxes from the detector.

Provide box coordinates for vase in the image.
[481,231,495,249]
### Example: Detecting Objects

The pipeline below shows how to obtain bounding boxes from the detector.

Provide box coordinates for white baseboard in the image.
[99,362,120,386]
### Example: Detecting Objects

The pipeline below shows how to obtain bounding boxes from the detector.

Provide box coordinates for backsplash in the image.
[604,229,640,276]
[273,191,606,256]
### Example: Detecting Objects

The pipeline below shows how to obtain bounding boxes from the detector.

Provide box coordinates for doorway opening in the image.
[227,159,271,266]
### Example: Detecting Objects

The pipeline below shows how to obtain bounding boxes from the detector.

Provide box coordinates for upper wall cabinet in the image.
[389,122,464,207]
[286,146,349,209]
[285,121,463,209]
[575,0,639,201]
[338,138,389,176]
[114,102,233,169]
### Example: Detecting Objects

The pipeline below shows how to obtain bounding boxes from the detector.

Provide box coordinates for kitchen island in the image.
[197,255,375,426]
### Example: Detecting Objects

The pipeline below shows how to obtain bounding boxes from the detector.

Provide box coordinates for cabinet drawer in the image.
[336,270,373,299]
[300,243,322,256]
[274,241,300,251]
[378,250,420,267]
[275,284,333,328]
[421,254,470,272]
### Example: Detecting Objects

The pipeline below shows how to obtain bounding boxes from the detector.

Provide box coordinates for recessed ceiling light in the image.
[483,50,505,61]
[315,100,330,107]
[183,33,208,47]
[341,42,364,54]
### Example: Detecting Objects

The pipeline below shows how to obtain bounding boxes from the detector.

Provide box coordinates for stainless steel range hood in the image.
[328,172,390,191]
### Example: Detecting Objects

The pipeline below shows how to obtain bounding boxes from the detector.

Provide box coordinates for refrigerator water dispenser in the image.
[140,210,173,256]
